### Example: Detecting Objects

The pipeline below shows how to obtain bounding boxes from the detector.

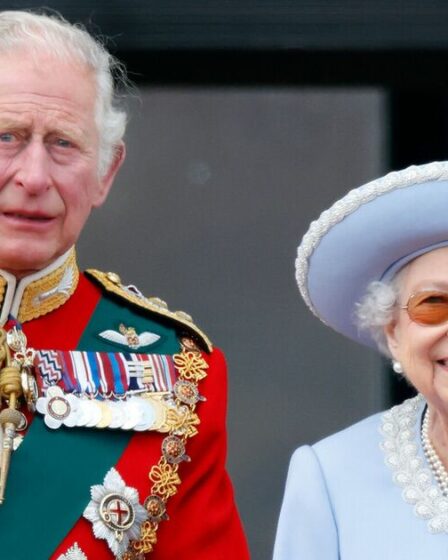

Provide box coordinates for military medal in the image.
[36,386,78,429]
[83,468,148,557]
[108,400,125,429]
[32,349,184,433]
[174,380,206,406]
[96,400,113,429]
[35,388,172,433]
[81,399,102,427]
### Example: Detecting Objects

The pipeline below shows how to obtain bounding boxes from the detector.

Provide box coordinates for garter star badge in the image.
[83,468,148,558]
[56,542,88,560]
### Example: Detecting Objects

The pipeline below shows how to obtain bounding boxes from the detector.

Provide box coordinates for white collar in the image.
[381,394,448,533]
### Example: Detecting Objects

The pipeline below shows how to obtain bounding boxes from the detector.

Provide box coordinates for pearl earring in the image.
[392,360,403,374]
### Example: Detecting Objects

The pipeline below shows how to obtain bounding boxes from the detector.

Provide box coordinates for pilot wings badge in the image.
[99,324,160,349]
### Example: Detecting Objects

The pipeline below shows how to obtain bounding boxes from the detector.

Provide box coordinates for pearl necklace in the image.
[421,408,448,496]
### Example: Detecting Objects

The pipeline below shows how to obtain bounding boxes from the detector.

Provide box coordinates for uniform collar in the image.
[0,247,79,326]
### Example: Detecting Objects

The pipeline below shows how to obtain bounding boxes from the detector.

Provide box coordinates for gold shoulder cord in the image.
[123,339,209,559]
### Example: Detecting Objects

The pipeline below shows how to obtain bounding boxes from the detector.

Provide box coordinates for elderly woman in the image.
[273,161,448,559]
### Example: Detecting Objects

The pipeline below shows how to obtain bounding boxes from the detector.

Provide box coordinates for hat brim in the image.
[300,169,448,349]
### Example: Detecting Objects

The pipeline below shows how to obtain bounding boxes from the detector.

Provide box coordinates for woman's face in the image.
[385,246,448,413]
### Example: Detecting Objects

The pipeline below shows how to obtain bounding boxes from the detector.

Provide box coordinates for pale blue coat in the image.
[273,402,448,559]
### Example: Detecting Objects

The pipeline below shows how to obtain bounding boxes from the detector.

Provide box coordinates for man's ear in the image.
[93,142,126,207]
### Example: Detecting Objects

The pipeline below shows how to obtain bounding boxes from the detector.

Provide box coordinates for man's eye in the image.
[55,138,72,148]
[0,133,14,142]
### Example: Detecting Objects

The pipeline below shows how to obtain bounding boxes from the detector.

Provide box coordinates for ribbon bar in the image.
[34,350,178,396]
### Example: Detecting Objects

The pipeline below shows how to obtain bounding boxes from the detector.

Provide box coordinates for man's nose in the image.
[14,140,51,195]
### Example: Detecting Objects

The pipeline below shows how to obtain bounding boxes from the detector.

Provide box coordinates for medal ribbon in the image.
[34,350,178,396]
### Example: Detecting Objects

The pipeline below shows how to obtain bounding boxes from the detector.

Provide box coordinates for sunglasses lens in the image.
[407,292,448,325]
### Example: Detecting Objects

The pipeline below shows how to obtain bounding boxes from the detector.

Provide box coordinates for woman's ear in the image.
[383,320,400,360]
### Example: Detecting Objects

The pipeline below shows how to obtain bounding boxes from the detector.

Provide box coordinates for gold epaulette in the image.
[85,269,212,352]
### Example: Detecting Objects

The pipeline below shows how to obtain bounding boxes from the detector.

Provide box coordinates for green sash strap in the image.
[0,295,180,559]
[0,420,130,560]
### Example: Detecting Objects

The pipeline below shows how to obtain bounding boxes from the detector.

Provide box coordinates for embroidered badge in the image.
[83,468,147,558]
[56,542,88,560]
[34,264,75,304]
[99,324,160,349]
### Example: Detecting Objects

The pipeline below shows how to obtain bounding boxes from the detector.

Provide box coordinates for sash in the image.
[0,419,130,560]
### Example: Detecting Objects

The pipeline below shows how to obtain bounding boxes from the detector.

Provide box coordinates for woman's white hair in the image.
[0,10,128,175]
[355,277,402,357]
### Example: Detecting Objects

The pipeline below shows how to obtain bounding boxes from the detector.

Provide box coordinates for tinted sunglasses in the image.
[402,291,448,325]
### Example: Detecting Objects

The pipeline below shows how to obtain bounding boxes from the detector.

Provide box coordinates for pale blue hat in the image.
[296,161,448,348]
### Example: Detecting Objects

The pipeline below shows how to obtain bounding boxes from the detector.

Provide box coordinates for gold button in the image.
[175,310,193,323]
[148,297,168,309]
[106,272,121,285]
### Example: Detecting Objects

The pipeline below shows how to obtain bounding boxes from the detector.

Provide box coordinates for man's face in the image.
[0,50,124,276]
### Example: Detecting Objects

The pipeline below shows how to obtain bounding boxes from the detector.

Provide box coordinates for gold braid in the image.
[0,329,24,503]
[122,343,208,559]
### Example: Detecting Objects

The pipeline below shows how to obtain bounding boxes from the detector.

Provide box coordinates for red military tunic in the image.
[0,249,249,559]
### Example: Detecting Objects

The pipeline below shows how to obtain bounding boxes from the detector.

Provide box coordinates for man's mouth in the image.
[3,212,52,222]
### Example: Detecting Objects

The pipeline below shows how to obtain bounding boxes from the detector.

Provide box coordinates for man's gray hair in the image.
[355,278,401,357]
[0,10,128,175]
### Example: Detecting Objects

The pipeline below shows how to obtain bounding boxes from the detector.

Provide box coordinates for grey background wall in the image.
[78,87,386,559]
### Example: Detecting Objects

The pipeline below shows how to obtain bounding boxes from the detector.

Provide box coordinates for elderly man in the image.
[0,10,249,560]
